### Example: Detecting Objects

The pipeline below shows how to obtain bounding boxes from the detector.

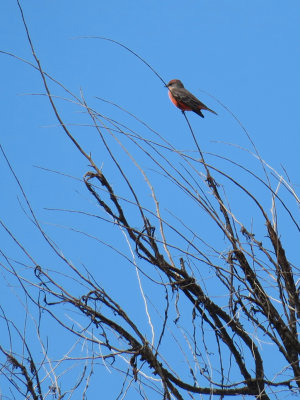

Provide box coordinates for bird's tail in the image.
[193,108,205,118]
[195,105,217,117]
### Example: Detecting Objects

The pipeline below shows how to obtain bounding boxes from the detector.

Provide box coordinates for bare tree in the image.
[0,2,299,399]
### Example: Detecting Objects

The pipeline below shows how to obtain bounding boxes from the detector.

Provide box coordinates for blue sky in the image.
[1,1,300,399]
[2,1,300,174]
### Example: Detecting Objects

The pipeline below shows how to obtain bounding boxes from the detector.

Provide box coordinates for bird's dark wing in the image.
[172,87,208,110]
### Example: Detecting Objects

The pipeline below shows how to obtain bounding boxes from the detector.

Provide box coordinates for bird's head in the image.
[166,79,184,89]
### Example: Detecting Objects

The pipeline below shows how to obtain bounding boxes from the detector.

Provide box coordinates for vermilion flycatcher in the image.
[166,79,217,118]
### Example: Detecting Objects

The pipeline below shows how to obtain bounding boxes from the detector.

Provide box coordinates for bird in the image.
[166,79,217,118]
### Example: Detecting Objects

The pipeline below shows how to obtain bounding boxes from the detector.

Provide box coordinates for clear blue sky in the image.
[1,1,300,399]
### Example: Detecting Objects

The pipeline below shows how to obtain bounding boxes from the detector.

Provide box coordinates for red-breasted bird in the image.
[166,79,217,118]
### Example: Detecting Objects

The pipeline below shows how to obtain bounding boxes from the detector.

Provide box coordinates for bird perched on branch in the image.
[166,79,217,118]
